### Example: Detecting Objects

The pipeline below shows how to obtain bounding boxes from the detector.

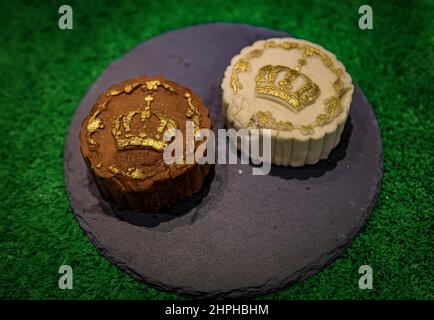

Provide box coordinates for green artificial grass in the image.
[0,0,433,299]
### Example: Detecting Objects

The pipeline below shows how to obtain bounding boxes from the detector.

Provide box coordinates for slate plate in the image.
[64,23,383,298]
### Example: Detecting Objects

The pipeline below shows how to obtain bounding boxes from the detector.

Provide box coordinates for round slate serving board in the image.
[64,23,383,298]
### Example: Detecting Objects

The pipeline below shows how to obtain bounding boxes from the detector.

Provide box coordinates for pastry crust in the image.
[221,38,354,166]
[79,75,212,210]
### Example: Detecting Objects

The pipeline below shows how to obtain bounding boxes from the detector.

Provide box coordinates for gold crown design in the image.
[255,65,320,112]
[111,109,177,152]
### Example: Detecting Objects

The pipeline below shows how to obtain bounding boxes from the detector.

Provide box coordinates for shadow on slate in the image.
[64,23,383,298]
[102,167,216,228]
[268,117,354,181]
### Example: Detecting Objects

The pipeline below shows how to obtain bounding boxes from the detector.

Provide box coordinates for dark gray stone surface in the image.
[64,23,383,298]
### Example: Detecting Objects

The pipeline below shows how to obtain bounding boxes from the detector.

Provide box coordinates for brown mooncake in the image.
[79,75,213,211]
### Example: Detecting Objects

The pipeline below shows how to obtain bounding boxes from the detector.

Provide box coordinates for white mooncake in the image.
[222,38,354,167]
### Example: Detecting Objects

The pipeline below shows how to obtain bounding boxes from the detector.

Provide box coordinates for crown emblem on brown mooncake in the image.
[255,64,320,112]
[111,107,178,153]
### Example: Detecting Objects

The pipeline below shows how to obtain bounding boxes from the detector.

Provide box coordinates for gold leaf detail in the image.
[124,82,140,94]
[144,80,175,93]
[108,89,123,96]
[108,165,120,175]
[255,65,320,112]
[184,92,201,136]
[87,102,108,146]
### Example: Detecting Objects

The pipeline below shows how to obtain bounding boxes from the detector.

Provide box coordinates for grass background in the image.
[0,0,433,299]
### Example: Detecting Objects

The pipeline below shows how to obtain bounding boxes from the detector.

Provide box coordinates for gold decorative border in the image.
[86,101,108,146]
[230,40,347,135]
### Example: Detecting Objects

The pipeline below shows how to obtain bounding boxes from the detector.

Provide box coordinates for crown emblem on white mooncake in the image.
[255,65,320,112]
